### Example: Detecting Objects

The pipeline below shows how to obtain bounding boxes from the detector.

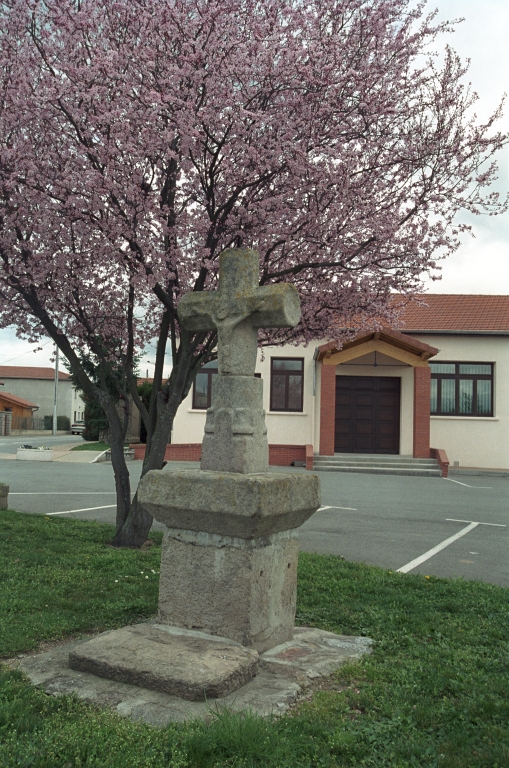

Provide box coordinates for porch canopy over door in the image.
[317,328,438,458]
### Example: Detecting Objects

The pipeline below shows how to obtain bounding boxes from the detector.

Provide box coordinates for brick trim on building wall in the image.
[269,444,306,465]
[319,363,336,456]
[431,447,449,478]
[413,367,431,458]
[130,443,202,462]
[130,443,308,467]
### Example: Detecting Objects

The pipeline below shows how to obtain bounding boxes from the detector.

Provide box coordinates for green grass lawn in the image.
[1,509,508,768]
[70,442,111,452]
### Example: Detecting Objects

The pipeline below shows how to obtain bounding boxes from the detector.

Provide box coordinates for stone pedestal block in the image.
[138,469,320,653]
[201,376,269,474]
[159,527,299,652]
[138,468,320,538]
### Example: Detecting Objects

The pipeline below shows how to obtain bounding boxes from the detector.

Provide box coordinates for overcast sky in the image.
[0,0,507,374]
[419,0,509,294]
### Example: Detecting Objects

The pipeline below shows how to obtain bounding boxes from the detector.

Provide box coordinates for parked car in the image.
[70,420,85,435]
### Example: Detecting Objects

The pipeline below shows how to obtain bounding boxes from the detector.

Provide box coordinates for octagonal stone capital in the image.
[138,469,320,539]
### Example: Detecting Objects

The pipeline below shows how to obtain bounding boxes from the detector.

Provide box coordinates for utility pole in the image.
[52,346,59,436]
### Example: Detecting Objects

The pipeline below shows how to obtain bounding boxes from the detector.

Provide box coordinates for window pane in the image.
[459,379,473,414]
[202,361,218,370]
[429,363,456,374]
[272,359,303,371]
[271,374,287,410]
[430,378,438,412]
[194,373,209,409]
[459,364,492,375]
[441,379,456,413]
[287,375,303,410]
[477,380,492,415]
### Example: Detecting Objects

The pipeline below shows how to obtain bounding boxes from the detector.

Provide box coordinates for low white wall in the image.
[413,334,509,470]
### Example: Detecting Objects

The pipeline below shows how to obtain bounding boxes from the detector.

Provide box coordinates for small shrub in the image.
[43,415,71,431]
[57,415,70,431]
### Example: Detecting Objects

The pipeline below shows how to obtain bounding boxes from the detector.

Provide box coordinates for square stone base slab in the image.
[69,624,259,701]
[12,624,372,727]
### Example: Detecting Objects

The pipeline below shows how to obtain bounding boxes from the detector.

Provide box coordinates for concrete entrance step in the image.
[314,458,436,468]
[324,453,437,464]
[314,465,442,477]
[314,454,441,477]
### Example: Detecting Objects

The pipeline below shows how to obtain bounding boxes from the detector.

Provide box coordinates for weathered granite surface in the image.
[135,247,321,660]
[68,248,321,699]
[158,527,299,651]
[178,248,300,378]
[138,469,320,538]
[69,624,258,701]
[138,467,320,652]
[178,248,300,474]
[201,376,269,474]
[16,625,373,726]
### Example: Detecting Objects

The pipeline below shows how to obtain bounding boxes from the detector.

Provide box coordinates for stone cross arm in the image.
[178,248,300,333]
[178,282,300,333]
[178,248,301,377]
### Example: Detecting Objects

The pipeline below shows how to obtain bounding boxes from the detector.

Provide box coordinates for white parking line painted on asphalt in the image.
[446,518,506,527]
[444,478,492,489]
[46,505,117,516]
[396,518,507,574]
[396,523,479,573]
[10,492,117,495]
[319,505,357,511]
[91,450,109,463]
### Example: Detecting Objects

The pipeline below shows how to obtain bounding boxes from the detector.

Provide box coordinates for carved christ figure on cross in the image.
[178,248,301,377]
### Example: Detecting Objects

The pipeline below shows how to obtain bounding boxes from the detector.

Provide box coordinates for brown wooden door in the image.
[335,377,400,454]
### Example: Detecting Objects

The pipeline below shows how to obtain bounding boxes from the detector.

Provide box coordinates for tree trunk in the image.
[111,333,201,547]
[102,400,132,537]
[111,490,153,548]
[110,393,177,547]
[99,395,150,549]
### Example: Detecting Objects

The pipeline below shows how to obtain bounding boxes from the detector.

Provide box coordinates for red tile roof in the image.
[317,328,438,361]
[396,295,509,333]
[0,366,71,380]
[0,391,38,409]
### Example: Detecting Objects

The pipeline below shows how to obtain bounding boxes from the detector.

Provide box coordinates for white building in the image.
[170,295,509,472]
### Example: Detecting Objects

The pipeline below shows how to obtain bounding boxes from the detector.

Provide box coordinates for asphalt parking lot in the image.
[1,437,507,587]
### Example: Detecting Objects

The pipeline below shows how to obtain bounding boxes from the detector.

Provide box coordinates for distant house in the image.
[0,384,39,435]
[0,366,74,428]
[168,295,509,472]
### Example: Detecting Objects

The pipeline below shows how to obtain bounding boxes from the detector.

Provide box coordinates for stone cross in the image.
[178,248,301,473]
[178,248,300,376]
[67,248,322,695]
